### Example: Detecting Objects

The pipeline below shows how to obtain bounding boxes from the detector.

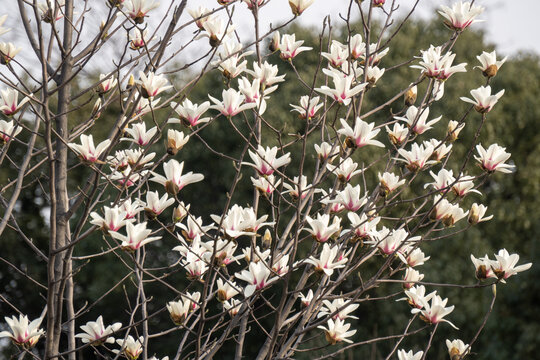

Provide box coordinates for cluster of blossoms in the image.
[0,1,532,359]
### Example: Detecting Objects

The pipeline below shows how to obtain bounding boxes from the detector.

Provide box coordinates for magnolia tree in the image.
[0,0,532,359]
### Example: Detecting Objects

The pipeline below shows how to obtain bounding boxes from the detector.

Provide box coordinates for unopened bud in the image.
[372,0,386,7]
[404,85,417,106]
[269,31,280,52]
[447,120,464,142]
[468,203,480,225]
[92,98,102,119]
[127,74,135,89]
[172,202,190,223]
[262,229,272,249]
[483,64,498,78]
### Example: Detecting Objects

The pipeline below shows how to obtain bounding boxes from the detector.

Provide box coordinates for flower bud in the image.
[483,64,498,78]
[446,120,463,142]
[172,202,190,223]
[404,85,417,106]
[262,229,272,249]
[91,98,102,119]
[373,0,385,6]
[468,203,481,225]
[127,74,135,89]
[269,31,280,53]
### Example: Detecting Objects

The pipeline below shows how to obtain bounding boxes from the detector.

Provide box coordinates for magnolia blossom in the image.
[399,285,436,309]
[470,253,495,280]
[169,99,211,127]
[242,245,270,263]
[475,50,507,77]
[304,243,348,276]
[403,268,424,289]
[38,0,65,23]
[425,169,455,192]
[200,16,235,47]
[0,42,22,64]
[290,95,323,120]
[167,292,200,325]
[447,120,465,142]
[397,349,424,360]
[395,106,441,135]
[109,166,148,187]
[176,216,213,240]
[123,0,160,23]
[75,316,122,345]
[123,122,158,146]
[90,206,131,232]
[0,314,44,348]
[251,174,280,196]
[344,213,380,242]
[272,254,290,275]
[318,298,359,320]
[299,289,314,307]
[202,239,242,266]
[305,213,341,242]
[491,249,532,282]
[114,335,144,359]
[460,85,504,113]
[396,143,435,172]
[317,318,356,344]
[0,119,22,145]
[451,174,481,197]
[187,6,212,29]
[475,143,515,173]
[167,129,189,155]
[386,123,409,146]
[110,222,161,251]
[379,172,405,195]
[209,88,257,117]
[247,61,286,88]
[431,195,469,227]
[129,28,151,50]
[468,203,493,225]
[279,34,312,60]
[411,294,458,329]
[216,279,240,302]
[367,227,419,256]
[424,138,452,162]
[68,134,111,163]
[314,142,339,161]
[282,175,312,200]
[326,158,363,182]
[143,190,175,217]
[322,184,367,212]
[150,159,204,195]
[244,145,291,176]
[446,339,470,359]
[411,45,466,80]
[438,1,484,31]
[338,117,384,149]
[137,71,172,98]
[182,251,209,279]
[288,0,315,16]
[316,69,367,106]
[235,261,278,296]
[359,43,390,65]
[210,204,273,238]
[404,248,430,267]
[0,88,30,116]
[322,40,349,68]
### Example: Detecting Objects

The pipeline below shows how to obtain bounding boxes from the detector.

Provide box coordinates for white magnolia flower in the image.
[90,206,131,232]
[299,289,314,307]
[411,294,458,329]
[251,174,281,196]
[244,145,291,176]
[246,61,285,88]
[282,175,312,200]
[209,88,257,117]
[411,45,466,80]
[75,316,122,345]
[474,143,515,173]
[318,298,359,320]
[279,34,312,60]
[305,243,348,276]
[395,106,441,135]
[235,261,278,296]
[0,88,30,116]
[326,158,363,182]
[314,142,339,161]
[0,314,44,348]
[431,195,469,227]
[150,159,204,195]
[379,172,405,195]
[167,292,200,325]
[386,122,409,146]
[38,0,65,23]
[169,99,211,127]
[338,117,384,149]
[491,249,532,282]
[404,248,430,267]
[114,335,144,359]
[216,279,240,302]
[187,6,212,29]
[137,71,172,98]
[0,119,22,144]
[447,120,465,142]
[110,222,161,251]
[446,339,470,359]
[167,129,190,155]
[200,16,235,47]
[316,69,367,106]
[122,122,158,146]
[468,203,493,225]
[142,190,175,217]
[398,285,436,309]
[424,138,452,162]
[344,213,380,242]
[322,184,367,212]
[317,318,357,344]
[68,134,111,163]
[290,95,323,120]
[223,298,242,316]
[438,1,484,31]
[123,0,160,23]
[305,213,341,243]
[397,349,424,360]
[396,143,435,172]
[451,174,481,197]
[0,42,22,64]
[98,74,117,94]
[475,50,507,77]
[321,40,349,67]
[129,28,151,50]
[460,85,504,113]
[176,216,214,240]
[288,0,315,16]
